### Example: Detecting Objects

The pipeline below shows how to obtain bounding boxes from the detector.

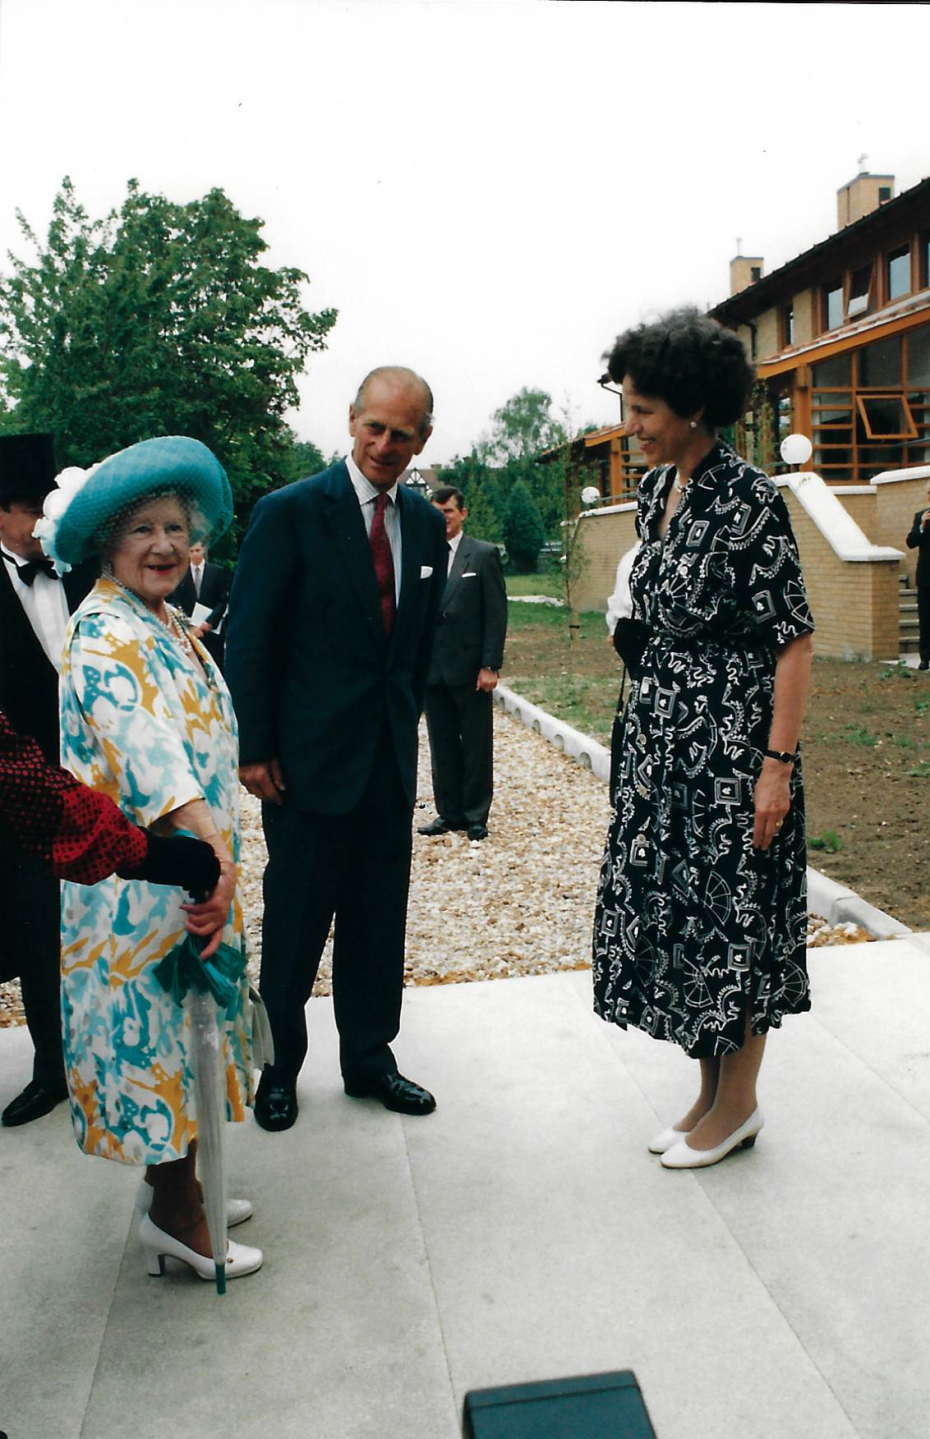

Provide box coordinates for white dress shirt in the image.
[190,561,205,599]
[345,453,402,605]
[447,529,463,575]
[1,545,71,671]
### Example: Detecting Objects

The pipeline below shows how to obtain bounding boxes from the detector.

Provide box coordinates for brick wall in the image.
[756,306,779,360]
[571,486,904,661]
[872,475,927,584]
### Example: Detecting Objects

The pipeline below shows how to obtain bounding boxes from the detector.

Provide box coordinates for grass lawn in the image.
[505,570,564,599]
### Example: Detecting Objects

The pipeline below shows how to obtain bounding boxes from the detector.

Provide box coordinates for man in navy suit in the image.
[225,367,447,1130]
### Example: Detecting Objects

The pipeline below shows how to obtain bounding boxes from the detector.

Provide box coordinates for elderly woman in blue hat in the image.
[38,436,262,1283]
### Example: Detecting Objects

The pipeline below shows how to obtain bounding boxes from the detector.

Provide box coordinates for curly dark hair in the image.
[603,307,754,430]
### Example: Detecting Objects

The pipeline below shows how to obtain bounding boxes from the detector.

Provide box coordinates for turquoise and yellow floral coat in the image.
[59,578,253,1165]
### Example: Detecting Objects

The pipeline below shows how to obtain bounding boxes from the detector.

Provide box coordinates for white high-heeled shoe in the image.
[139,1214,263,1280]
[136,1180,253,1228]
[648,1125,693,1155]
[660,1108,764,1169]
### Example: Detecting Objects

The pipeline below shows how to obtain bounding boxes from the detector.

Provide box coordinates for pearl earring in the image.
[690,420,698,430]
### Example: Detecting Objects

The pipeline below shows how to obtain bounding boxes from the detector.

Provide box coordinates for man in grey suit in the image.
[418,485,507,842]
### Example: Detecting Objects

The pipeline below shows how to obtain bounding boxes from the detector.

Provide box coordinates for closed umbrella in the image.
[155,933,245,1295]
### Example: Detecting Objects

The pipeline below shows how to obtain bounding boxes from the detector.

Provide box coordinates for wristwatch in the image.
[764,748,796,765]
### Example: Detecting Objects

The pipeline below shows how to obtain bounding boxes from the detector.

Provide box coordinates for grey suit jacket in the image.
[428,534,507,688]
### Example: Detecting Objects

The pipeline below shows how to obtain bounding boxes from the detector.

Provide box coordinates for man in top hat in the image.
[0,433,97,1126]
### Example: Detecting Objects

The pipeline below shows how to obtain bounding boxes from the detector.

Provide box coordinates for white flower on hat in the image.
[35,462,100,574]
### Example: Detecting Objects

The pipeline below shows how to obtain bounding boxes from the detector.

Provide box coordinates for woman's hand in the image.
[180,861,237,959]
[752,758,792,850]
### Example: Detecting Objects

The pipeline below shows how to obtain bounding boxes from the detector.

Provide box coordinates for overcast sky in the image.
[1,0,928,468]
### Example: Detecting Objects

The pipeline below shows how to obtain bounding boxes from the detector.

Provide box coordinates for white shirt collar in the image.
[448,531,464,558]
[345,452,399,507]
[2,543,28,569]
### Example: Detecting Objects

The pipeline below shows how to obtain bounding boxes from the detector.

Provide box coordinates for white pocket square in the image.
[462,571,477,578]
[420,565,433,578]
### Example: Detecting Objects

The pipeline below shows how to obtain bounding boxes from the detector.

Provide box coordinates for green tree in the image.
[437,451,501,542]
[0,177,338,551]
[282,433,327,483]
[477,387,568,537]
[503,479,546,572]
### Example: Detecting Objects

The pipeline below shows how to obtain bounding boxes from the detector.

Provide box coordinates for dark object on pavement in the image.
[463,1370,656,1438]
[1,1075,69,1128]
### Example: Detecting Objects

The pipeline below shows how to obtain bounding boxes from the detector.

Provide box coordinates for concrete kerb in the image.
[493,682,911,941]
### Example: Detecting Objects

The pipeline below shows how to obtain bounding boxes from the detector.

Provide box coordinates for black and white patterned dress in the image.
[593,440,815,1058]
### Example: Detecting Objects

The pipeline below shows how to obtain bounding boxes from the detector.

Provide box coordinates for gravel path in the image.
[0,710,872,1028]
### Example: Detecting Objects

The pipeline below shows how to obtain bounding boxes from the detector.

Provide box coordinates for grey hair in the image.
[352,366,434,436]
[97,488,200,561]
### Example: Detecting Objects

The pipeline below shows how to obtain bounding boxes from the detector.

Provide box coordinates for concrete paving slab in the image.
[3,944,929,1439]
[396,976,860,1439]
[563,951,930,1439]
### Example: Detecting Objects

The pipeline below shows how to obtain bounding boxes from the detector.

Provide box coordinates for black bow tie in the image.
[11,556,59,586]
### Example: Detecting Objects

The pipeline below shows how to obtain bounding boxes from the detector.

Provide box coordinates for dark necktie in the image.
[11,556,59,587]
[369,491,396,637]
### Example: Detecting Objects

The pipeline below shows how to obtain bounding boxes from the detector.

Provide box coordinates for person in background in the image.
[593,307,815,1170]
[168,539,231,671]
[226,366,447,1132]
[0,433,97,1128]
[37,435,261,1283]
[905,479,930,670]
[418,485,507,842]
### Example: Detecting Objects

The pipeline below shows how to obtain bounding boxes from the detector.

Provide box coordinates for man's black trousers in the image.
[259,725,412,1085]
[0,840,64,1086]
[424,682,493,827]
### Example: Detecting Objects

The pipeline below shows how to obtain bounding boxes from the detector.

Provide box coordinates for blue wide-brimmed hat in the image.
[36,435,233,573]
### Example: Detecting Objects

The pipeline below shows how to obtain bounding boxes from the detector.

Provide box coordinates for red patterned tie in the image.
[369,491,396,637]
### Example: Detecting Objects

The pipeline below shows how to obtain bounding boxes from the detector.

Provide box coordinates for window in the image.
[855,395,917,439]
[750,265,761,283]
[808,330,930,480]
[859,334,901,387]
[887,245,911,301]
[846,262,874,319]
[782,303,794,347]
[879,187,892,204]
[823,279,844,331]
[921,234,930,290]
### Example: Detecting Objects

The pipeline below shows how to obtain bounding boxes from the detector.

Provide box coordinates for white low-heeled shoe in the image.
[136,1180,253,1228]
[139,1214,263,1281]
[660,1108,764,1169]
[648,1125,692,1155]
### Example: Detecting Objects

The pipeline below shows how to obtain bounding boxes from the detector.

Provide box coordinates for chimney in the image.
[730,255,764,296]
[836,172,894,230]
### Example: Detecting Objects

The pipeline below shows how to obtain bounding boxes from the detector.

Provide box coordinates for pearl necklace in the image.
[107,576,197,660]
[672,470,688,494]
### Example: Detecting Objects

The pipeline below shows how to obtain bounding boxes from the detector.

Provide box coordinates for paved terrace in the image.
[2,933,930,1439]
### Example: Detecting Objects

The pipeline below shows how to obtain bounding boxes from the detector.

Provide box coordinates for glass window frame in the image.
[855,393,918,440]
[886,244,912,302]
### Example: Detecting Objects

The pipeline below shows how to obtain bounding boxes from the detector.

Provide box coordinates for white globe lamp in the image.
[779,433,813,467]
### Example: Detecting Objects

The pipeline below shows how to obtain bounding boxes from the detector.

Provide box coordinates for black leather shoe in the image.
[417,817,459,836]
[254,1071,298,1132]
[919,662,929,671]
[1,1077,69,1128]
[467,824,488,841]
[344,1072,436,1116]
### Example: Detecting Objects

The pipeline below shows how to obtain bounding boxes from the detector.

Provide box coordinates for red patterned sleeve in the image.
[0,709,148,882]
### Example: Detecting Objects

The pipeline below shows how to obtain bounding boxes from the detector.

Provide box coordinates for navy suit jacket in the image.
[225,461,448,815]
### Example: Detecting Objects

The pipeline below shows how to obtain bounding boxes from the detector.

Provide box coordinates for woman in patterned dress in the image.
[38,437,262,1279]
[592,309,814,1169]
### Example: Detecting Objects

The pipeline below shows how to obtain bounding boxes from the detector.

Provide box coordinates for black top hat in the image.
[0,433,58,505]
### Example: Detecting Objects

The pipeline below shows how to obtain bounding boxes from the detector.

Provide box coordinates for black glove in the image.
[121,833,221,894]
[612,617,651,679]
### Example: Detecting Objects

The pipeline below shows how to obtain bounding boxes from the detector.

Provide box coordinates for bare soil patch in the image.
[505,604,930,931]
